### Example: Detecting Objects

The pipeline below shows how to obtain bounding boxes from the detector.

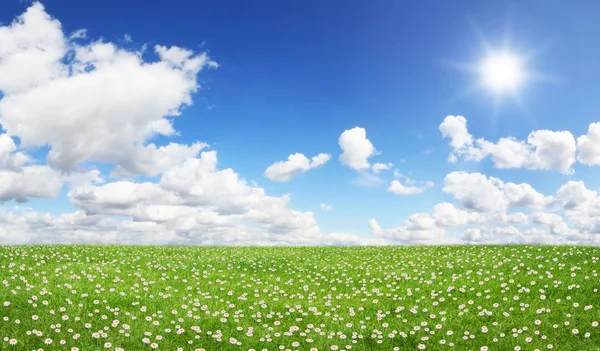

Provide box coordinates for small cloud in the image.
[387,179,433,195]
[69,29,87,40]
[265,153,331,182]
[371,162,393,174]
[123,33,132,43]
[423,148,434,155]
[320,203,333,211]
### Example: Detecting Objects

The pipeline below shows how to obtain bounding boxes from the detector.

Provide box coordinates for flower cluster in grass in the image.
[0,245,599,350]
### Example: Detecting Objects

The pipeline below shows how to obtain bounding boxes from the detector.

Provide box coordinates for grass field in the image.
[1,245,599,351]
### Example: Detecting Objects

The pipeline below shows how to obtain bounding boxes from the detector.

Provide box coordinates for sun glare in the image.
[481,53,523,92]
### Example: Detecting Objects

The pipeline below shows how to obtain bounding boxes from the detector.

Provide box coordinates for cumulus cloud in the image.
[0,166,63,203]
[369,218,446,244]
[555,181,600,233]
[577,122,600,166]
[264,152,331,182]
[442,171,552,213]
[440,115,577,174]
[0,2,218,175]
[432,202,483,227]
[338,127,377,170]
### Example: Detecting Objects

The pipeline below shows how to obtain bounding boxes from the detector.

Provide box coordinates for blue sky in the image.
[1,1,600,245]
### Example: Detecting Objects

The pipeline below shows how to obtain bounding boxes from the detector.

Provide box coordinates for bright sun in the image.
[480,53,523,92]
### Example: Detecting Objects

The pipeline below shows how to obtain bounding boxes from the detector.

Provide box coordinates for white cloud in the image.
[69,29,87,40]
[264,152,331,182]
[0,134,30,171]
[440,115,577,174]
[387,179,433,195]
[338,127,377,170]
[577,122,600,166]
[503,182,554,211]
[110,142,209,177]
[371,162,393,174]
[555,181,600,233]
[0,2,66,94]
[432,202,483,227]
[442,171,552,213]
[369,218,446,244]
[439,115,473,149]
[0,5,217,175]
[320,203,333,211]
[504,212,529,225]
[0,165,63,203]
[442,172,507,213]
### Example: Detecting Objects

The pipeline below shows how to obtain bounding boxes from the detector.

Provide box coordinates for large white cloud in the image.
[338,127,377,170]
[264,152,330,182]
[0,2,217,175]
[0,166,63,203]
[0,133,62,203]
[0,2,66,94]
[440,115,577,174]
[555,181,600,233]
[442,171,552,213]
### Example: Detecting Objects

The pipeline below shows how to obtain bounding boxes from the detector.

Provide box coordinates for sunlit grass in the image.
[1,245,599,350]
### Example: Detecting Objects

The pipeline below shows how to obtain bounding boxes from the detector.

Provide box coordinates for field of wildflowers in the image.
[1,245,599,351]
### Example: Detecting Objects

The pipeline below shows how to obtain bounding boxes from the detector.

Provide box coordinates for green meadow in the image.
[1,245,599,351]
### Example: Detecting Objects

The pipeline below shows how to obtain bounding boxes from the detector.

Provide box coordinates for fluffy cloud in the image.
[264,152,331,182]
[0,2,66,94]
[432,202,483,227]
[387,179,433,195]
[442,171,552,213]
[442,172,507,213]
[555,181,600,233]
[369,218,446,244]
[440,115,577,174]
[0,2,218,175]
[0,166,63,203]
[0,134,30,171]
[372,169,600,245]
[65,149,349,245]
[577,122,600,166]
[0,133,63,203]
[338,127,377,170]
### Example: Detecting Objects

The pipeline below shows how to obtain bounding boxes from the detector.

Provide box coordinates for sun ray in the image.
[441,17,557,118]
